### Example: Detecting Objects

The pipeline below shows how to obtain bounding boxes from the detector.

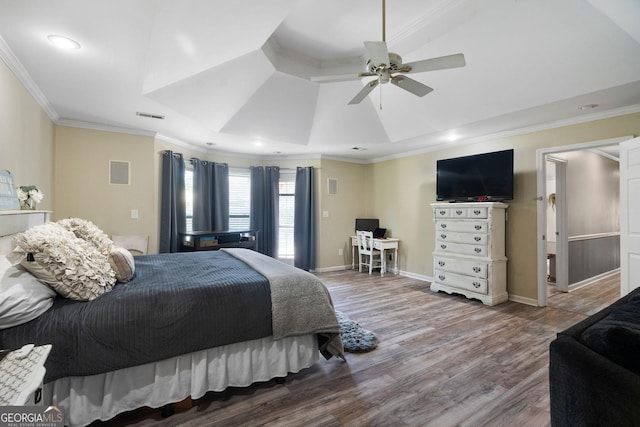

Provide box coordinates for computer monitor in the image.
[355,218,379,232]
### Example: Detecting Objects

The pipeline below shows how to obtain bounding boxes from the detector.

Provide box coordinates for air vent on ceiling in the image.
[136,111,165,120]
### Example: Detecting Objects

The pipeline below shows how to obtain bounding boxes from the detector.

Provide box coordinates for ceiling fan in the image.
[311,0,466,106]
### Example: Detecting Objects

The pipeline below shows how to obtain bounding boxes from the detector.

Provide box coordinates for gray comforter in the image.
[0,250,343,382]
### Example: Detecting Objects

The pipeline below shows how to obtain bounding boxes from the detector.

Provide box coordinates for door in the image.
[620,136,640,295]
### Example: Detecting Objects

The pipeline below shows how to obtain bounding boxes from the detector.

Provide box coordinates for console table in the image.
[350,236,399,276]
[180,230,259,252]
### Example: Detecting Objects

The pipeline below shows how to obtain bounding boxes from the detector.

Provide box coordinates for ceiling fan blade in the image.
[364,41,389,67]
[348,79,379,105]
[401,53,466,74]
[311,74,361,83]
[390,75,433,97]
[311,72,377,83]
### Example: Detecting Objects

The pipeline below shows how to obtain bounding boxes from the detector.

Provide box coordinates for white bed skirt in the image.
[43,334,319,427]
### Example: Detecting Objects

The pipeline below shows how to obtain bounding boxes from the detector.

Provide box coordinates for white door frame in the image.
[536,136,632,307]
[545,156,568,292]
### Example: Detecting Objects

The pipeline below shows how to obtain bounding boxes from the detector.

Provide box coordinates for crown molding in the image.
[371,103,640,163]
[0,35,59,121]
[56,118,156,138]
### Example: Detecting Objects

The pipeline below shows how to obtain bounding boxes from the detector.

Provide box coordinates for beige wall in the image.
[0,59,54,210]
[371,113,640,301]
[54,126,157,251]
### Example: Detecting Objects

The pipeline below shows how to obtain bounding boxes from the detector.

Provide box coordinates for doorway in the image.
[536,136,631,307]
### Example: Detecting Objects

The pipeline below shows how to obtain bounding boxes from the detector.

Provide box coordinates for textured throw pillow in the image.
[0,256,56,329]
[9,222,116,301]
[108,247,135,283]
[57,217,114,256]
[581,298,640,376]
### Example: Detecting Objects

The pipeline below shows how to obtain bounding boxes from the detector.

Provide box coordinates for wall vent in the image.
[136,111,165,120]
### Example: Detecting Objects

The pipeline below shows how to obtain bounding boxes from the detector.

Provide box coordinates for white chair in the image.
[111,235,149,255]
[356,230,382,275]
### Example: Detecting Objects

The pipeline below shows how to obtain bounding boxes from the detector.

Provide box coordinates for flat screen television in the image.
[436,149,514,202]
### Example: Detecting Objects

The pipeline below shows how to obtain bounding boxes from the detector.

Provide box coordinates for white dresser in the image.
[430,202,508,306]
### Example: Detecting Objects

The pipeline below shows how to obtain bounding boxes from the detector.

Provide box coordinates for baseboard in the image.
[508,294,538,306]
[567,268,620,291]
[313,265,351,273]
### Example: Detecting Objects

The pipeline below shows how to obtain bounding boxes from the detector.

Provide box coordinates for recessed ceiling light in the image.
[206,142,215,146]
[445,131,460,142]
[578,104,599,110]
[47,34,81,50]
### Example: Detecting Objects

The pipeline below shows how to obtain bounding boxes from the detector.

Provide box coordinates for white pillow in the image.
[108,247,135,283]
[9,222,116,301]
[0,255,56,329]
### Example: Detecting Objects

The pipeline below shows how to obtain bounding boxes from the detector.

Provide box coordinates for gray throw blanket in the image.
[222,249,345,360]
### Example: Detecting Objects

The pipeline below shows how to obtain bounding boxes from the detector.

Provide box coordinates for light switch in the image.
[322,210,329,218]
[131,209,139,219]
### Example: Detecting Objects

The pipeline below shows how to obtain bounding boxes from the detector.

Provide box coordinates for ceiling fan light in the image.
[47,34,81,50]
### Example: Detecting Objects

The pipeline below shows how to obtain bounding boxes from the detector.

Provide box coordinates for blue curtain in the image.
[160,150,186,253]
[250,166,279,257]
[191,159,229,231]
[294,166,315,270]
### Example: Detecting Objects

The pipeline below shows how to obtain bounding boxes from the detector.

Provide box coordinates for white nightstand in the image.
[0,344,51,406]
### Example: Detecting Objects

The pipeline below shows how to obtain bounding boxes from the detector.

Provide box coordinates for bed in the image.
[0,213,343,426]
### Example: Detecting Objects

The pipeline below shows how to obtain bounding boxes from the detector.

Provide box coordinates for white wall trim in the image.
[568,232,620,241]
[508,294,538,307]
[567,268,620,292]
[0,35,59,121]
[57,119,156,138]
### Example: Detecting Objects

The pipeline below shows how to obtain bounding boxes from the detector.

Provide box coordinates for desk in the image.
[180,230,259,252]
[351,236,399,276]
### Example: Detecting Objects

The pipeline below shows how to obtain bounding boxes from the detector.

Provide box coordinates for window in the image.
[229,168,251,230]
[185,168,193,233]
[184,167,250,233]
[279,170,296,260]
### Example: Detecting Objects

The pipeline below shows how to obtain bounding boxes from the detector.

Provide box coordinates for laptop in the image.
[373,228,387,239]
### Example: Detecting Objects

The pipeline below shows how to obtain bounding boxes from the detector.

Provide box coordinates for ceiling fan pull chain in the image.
[379,82,383,110]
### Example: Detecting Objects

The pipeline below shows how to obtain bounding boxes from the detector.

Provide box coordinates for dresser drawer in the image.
[434,208,451,218]
[434,256,488,278]
[434,269,488,294]
[437,231,488,245]
[435,221,488,233]
[436,241,487,257]
[467,207,488,218]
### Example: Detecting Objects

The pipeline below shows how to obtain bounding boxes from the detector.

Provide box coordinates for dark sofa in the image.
[549,287,640,426]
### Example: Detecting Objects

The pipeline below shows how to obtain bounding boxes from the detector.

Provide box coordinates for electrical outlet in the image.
[338,248,343,256]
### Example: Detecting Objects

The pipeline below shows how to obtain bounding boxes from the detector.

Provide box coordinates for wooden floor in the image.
[94,270,621,427]
[547,271,620,315]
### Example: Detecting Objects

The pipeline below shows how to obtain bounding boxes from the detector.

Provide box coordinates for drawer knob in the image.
[474,236,482,242]
[473,266,481,273]
[441,244,447,250]
[438,261,445,267]
[440,224,447,229]
[455,210,463,215]
[439,210,446,215]
[473,281,481,288]
[441,234,447,239]
[473,210,481,215]
[439,274,446,281]
[474,248,482,253]
[475,225,482,230]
